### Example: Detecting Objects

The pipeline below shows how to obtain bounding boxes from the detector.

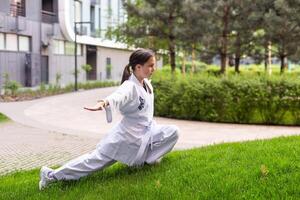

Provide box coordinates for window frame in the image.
[0,33,5,50]
[18,35,31,52]
[6,34,18,51]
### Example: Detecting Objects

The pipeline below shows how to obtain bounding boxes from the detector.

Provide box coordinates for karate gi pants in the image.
[53,125,179,181]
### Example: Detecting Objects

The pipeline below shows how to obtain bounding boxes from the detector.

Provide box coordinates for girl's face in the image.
[136,56,156,79]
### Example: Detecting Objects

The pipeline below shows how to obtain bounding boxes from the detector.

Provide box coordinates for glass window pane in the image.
[0,33,4,50]
[6,34,18,51]
[75,1,82,22]
[53,40,59,54]
[77,44,81,55]
[58,40,64,54]
[18,35,30,51]
[65,42,74,55]
[53,40,64,54]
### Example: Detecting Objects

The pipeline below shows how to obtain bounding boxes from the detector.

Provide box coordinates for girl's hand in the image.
[84,101,106,111]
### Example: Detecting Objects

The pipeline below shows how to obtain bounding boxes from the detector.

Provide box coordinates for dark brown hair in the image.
[121,48,154,84]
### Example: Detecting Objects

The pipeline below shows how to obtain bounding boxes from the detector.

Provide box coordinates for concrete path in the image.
[0,122,96,176]
[1,86,300,175]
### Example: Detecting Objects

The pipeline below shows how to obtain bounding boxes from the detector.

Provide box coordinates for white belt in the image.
[131,120,154,166]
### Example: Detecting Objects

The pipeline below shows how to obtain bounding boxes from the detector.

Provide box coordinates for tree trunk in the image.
[182,51,186,75]
[220,4,229,74]
[220,53,227,73]
[168,11,176,72]
[280,55,285,74]
[235,34,241,73]
[268,41,272,75]
[169,40,176,72]
[235,56,240,73]
[264,42,268,72]
[191,44,196,73]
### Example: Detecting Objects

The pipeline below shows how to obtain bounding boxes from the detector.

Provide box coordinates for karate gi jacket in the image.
[97,73,159,166]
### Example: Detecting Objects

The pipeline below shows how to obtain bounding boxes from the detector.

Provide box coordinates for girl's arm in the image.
[84,81,134,112]
[83,100,108,111]
[104,81,135,112]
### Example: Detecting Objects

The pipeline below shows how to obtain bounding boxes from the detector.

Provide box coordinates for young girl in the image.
[39,48,179,190]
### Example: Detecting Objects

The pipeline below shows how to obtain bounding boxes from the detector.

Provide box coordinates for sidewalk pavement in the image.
[1,87,300,175]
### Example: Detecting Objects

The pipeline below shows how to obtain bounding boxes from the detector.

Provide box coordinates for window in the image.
[106,57,112,79]
[74,0,82,23]
[18,36,30,51]
[65,41,74,55]
[76,44,81,56]
[6,34,18,51]
[53,40,81,55]
[53,40,64,54]
[106,57,111,66]
[98,7,101,32]
[90,6,95,32]
[108,0,111,11]
[117,0,121,24]
[42,0,54,12]
[0,33,4,50]
[10,0,26,17]
[0,33,31,52]
[65,42,82,55]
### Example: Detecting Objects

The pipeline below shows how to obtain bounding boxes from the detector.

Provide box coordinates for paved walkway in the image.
[1,87,300,175]
[0,122,96,176]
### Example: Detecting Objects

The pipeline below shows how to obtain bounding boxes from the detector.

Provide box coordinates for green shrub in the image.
[0,113,9,122]
[152,71,300,125]
[3,73,21,96]
[81,64,92,74]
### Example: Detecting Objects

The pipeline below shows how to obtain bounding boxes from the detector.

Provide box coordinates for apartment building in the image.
[0,0,162,89]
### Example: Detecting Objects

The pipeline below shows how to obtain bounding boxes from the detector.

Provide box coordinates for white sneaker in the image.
[147,157,162,165]
[154,157,162,164]
[39,166,55,190]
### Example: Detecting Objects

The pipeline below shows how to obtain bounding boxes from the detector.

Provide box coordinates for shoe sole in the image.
[39,180,43,190]
[39,167,46,190]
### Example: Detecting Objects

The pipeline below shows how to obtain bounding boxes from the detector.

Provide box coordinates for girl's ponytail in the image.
[121,64,132,84]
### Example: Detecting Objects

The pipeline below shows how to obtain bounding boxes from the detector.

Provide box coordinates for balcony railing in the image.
[10,3,26,17]
[41,10,58,23]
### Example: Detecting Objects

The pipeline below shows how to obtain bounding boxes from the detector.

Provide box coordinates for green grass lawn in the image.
[0,113,9,123]
[1,136,300,200]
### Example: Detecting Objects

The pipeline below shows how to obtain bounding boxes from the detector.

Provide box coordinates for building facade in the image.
[0,0,162,89]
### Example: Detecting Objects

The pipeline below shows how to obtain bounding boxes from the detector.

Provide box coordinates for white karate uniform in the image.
[53,74,179,181]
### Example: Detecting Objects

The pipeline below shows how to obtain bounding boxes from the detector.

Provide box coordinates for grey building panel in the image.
[41,24,53,46]
[31,53,41,86]
[0,13,5,29]
[17,16,27,31]
[7,16,17,32]
[97,47,132,81]
[0,52,26,86]
[49,54,86,86]
[0,1,10,14]
[25,0,41,21]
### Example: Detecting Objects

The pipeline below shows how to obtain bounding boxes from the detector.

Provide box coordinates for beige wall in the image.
[97,47,163,82]
[48,45,163,86]
[97,47,132,81]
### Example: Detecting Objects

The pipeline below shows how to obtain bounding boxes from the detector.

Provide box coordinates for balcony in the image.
[41,10,58,23]
[10,2,26,17]
[90,0,100,6]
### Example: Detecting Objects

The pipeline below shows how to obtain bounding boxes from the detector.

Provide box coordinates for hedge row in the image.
[152,72,300,125]
[1,81,118,102]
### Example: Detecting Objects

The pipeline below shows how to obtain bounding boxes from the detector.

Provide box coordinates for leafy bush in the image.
[3,73,21,96]
[152,71,300,125]
[0,80,118,102]
[81,64,92,73]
